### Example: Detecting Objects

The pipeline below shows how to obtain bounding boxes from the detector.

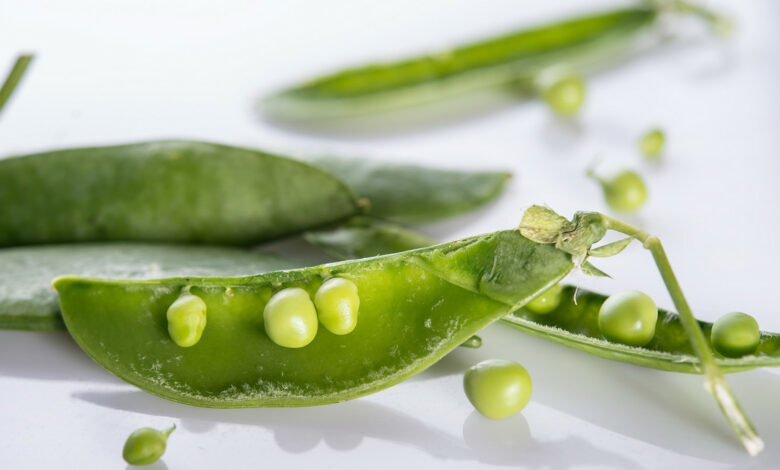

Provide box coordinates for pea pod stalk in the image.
[0,54,33,117]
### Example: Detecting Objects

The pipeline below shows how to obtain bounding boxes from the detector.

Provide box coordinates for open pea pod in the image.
[0,141,359,246]
[54,230,572,407]
[505,286,780,373]
[0,243,307,331]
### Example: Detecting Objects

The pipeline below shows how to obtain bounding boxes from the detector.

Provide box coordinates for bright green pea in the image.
[525,284,563,314]
[711,312,760,358]
[639,128,665,159]
[541,75,586,117]
[166,290,207,347]
[463,359,532,419]
[590,170,647,213]
[314,277,359,335]
[264,287,318,348]
[122,424,175,466]
[598,290,658,347]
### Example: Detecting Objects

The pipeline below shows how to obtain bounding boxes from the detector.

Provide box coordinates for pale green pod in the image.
[264,287,318,348]
[166,291,207,347]
[314,278,360,335]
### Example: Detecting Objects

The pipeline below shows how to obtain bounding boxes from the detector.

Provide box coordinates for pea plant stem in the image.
[0,54,34,117]
[601,215,763,455]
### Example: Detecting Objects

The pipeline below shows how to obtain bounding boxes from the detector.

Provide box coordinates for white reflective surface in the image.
[1,1,778,468]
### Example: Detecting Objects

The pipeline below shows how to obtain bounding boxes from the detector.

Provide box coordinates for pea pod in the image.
[503,286,780,373]
[262,7,657,119]
[0,243,307,331]
[0,141,359,246]
[310,157,510,224]
[53,230,573,407]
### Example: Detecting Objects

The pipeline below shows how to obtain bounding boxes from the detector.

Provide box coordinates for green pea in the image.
[711,312,760,358]
[589,170,647,212]
[314,277,359,335]
[122,424,175,466]
[264,287,318,348]
[166,290,207,347]
[639,128,665,159]
[525,284,563,314]
[463,359,532,419]
[598,290,658,347]
[541,75,586,117]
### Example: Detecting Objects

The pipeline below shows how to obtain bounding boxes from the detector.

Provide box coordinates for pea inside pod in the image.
[598,290,658,347]
[264,287,319,348]
[166,290,207,347]
[711,312,760,358]
[314,277,360,335]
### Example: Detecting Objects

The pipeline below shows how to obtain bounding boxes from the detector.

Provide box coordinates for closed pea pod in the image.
[264,287,318,348]
[166,290,207,347]
[314,277,359,335]
[463,359,532,419]
[711,312,760,358]
[122,424,175,466]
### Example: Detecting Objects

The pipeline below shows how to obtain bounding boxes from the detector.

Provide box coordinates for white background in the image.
[1,1,779,468]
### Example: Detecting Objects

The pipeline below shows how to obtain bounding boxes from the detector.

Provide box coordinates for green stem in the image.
[601,215,763,455]
[163,424,177,439]
[0,54,34,117]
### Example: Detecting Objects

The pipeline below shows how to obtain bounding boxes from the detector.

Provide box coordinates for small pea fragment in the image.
[264,287,318,348]
[639,128,665,159]
[314,277,359,335]
[525,284,563,314]
[460,335,482,349]
[122,424,175,466]
[541,74,586,117]
[598,290,658,347]
[589,169,647,213]
[711,312,760,358]
[463,359,532,419]
[166,290,207,348]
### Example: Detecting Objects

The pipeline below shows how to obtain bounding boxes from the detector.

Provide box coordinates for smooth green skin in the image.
[122,425,175,466]
[167,292,207,347]
[303,222,780,373]
[463,359,532,419]
[639,128,665,159]
[600,170,648,212]
[711,312,760,358]
[263,8,656,119]
[263,288,319,348]
[524,283,563,314]
[597,290,658,347]
[542,75,586,116]
[314,278,360,335]
[0,243,307,331]
[311,157,511,225]
[54,230,573,407]
[0,141,358,246]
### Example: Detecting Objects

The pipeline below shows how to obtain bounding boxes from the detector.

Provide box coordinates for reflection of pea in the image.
[122,424,175,466]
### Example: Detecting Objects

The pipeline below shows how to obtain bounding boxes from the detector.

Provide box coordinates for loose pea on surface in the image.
[590,170,648,213]
[264,287,318,348]
[314,277,360,335]
[463,359,532,419]
[541,75,586,117]
[711,312,760,358]
[525,284,563,314]
[166,291,207,348]
[598,290,658,347]
[639,128,665,159]
[122,424,175,466]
